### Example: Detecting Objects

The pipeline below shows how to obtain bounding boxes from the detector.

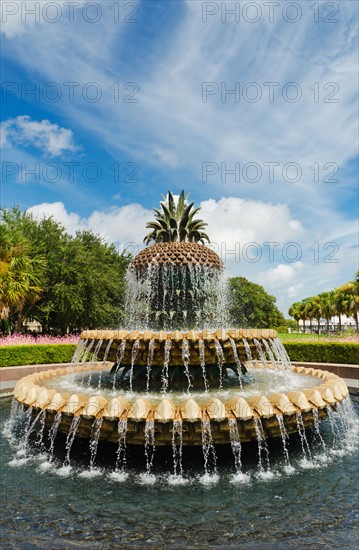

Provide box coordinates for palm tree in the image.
[144,191,210,245]
[302,297,316,332]
[337,282,359,334]
[0,227,45,333]
[333,287,347,332]
[307,296,323,332]
[318,291,335,333]
[288,301,304,330]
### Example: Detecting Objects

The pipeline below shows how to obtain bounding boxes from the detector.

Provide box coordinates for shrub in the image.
[0,344,77,367]
[274,325,288,333]
[283,341,359,364]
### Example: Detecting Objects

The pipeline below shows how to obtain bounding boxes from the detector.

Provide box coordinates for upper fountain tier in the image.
[125,242,226,332]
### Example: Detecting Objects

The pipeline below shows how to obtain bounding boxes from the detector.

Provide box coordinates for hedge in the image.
[0,344,77,367]
[0,341,357,368]
[283,341,359,365]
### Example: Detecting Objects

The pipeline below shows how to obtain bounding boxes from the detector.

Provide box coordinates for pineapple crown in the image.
[144,190,210,246]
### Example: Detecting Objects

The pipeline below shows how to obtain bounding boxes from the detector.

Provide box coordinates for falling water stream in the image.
[89,418,103,470]
[253,417,271,476]
[129,339,140,392]
[253,338,269,369]
[214,340,224,389]
[229,337,243,383]
[201,418,218,479]
[146,338,155,392]
[112,340,126,390]
[63,416,81,468]
[161,339,172,394]
[182,339,192,392]
[198,339,209,392]
[228,418,242,473]
[115,419,128,473]
[144,420,156,477]
[172,419,184,478]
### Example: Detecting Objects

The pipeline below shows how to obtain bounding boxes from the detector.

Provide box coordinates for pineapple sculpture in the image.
[126,191,225,331]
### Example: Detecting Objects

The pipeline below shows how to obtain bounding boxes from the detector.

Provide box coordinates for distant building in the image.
[298,315,356,332]
[23,317,42,333]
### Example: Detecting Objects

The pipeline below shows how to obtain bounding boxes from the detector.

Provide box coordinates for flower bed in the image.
[0,334,79,346]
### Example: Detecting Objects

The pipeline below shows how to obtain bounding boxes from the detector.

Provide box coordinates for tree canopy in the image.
[0,207,131,334]
[227,277,285,329]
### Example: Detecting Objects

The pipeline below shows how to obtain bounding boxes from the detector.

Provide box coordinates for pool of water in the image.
[41,367,319,404]
[1,396,358,549]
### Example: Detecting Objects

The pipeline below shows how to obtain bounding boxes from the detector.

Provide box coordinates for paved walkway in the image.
[1,362,358,398]
[0,363,71,398]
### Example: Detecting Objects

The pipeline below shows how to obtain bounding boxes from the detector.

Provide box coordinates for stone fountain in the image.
[11,193,350,474]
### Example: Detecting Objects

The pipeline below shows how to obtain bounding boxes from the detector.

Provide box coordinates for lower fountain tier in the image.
[13,365,349,446]
[80,328,278,368]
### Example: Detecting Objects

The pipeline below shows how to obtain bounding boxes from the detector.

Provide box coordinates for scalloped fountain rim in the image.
[13,364,349,445]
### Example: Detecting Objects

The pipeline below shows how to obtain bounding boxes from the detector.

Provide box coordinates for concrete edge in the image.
[1,361,358,398]
[0,363,71,398]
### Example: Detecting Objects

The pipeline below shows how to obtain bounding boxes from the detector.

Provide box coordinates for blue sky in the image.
[1,0,358,314]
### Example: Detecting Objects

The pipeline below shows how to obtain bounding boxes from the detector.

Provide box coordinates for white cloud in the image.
[1,1,87,38]
[152,146,179,168]
[1,116,78,156]
[258,263,304,290]
[27,202,85,234]
[27,201,152,253]
[27,196,304,255]
[200,197,304,251]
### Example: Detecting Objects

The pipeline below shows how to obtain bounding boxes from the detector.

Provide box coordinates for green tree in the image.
[144,191,210,245]
[307,296,323,331]
[301,297,318,331]
[284,318,298,331]
[336,281,359,333]
[1,207,131,334]
[288,301,306,330]
[318,291,335,332]
[228,277,285,328]
[333,287,347,332]
[0,221,46,333]
[30,228,131,334]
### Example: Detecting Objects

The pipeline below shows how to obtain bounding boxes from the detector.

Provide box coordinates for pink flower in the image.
[0,334,79,346]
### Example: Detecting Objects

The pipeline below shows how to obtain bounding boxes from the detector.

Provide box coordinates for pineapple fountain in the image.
[11,192,351,476]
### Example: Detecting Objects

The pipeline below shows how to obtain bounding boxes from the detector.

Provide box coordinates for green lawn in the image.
[278,332,358,343]
[278,332,328,341]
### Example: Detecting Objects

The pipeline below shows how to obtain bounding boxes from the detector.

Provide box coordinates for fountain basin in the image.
[13,364,349,446]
